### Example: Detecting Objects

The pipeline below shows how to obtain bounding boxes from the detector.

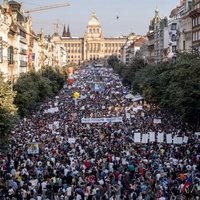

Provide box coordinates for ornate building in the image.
[189,0,200,51]
[52,11,127,64]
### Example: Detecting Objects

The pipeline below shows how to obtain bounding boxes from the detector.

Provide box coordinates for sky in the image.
[1,0,180,37]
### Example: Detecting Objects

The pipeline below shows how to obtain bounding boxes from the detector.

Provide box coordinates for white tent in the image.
[125,94,135,99]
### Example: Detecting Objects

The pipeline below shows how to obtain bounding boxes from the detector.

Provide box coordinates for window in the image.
[172,45,176,53]
[20,30,26,38]
[8,46,14,64]
[183,40,185,50]
[171,34,176,41]
[171,23,177,30]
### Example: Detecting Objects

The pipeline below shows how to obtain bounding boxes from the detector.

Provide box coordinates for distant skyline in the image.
[1,0,181,37]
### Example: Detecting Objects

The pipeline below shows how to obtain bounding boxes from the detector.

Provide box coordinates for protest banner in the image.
[27,143,39,154]
[134,132,141,143]
[81,117,123,124]
[68,138,76,144]
[173,136,183,144]
[157,133,164,143]
[149,132,155,142]
[183,136,189,144]
[166,134,172,144]
[142,134,148,144]
[153,118,162,124]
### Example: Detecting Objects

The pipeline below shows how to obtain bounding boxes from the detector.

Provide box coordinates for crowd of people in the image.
[0,64,199,200]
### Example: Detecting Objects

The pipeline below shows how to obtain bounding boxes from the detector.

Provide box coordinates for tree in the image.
[122,58,146,86]
[132,52,200,128]
[0,74,18,151]
[14,67,65,116]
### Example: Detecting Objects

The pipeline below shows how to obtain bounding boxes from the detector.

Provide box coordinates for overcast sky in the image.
[2,0,180,37]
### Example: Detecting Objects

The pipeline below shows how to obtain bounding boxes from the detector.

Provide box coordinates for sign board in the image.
[153,119,162,124]
[68,138,76,144]
[27,143,39,154]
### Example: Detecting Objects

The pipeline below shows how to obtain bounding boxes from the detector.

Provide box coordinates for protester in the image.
[0,64,199,200]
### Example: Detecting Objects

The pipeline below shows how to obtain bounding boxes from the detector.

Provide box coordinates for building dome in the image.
[88,11,100,26]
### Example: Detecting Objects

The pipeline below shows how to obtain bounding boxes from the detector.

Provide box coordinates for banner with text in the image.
[81,117,123,124]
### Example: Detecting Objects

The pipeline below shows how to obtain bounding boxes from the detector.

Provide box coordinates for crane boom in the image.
[24,2,70,14]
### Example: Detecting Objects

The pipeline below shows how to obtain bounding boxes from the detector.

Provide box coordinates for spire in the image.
[66,25,71,37]
[62,25,67,37]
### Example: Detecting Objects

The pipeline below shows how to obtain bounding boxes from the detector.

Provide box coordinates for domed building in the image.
[52,11,127,64]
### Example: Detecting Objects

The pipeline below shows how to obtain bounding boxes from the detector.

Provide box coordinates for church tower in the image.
[62,25,67,37]
[66,25,71,37]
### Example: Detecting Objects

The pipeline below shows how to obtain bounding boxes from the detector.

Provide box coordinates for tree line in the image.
[0,66,66,150]
[108,53,200,129]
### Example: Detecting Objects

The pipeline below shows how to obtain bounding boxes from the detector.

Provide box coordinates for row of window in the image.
[67,59,81,63]
[67,50,81,53]
[66,43,123,48]
[193,30,200,41]
[69,55,81,59]
[88,28,100,34]
[192,16,200,27]
[66,44,81,48]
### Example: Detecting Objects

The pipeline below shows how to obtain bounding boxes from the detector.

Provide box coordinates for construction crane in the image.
[24,2,70,14]
[35,19,64,34]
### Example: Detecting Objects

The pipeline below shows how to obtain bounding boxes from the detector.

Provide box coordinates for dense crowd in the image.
[0,65,199,200]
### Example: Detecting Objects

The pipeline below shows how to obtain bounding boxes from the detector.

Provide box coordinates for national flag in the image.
[181,172,194,193]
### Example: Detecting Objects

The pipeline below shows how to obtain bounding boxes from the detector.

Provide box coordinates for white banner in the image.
[173,136,183,144]
[149,132,155,142]
[44,107,59,114]
[195,132,200,136]
[134,132,141,143]
[68,138,76,144]
[81,117,123,124]
[153,118,162,124]
[136,106,143,110]
[126,113,131,119]
[166,134,172,144]
[157,133,164,143]
[142,134,148,144]
[183,136,189,143]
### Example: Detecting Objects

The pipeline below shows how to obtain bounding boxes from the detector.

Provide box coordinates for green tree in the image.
[0,74,18,151]
[14,67,65,116]
[132,52,200,128]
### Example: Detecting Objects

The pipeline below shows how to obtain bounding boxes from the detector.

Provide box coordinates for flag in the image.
[181,172,193,193]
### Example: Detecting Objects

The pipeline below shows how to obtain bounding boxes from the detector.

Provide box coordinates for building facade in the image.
[178,0,193,53]
[52,11,127,64]
[189,0,200,51]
